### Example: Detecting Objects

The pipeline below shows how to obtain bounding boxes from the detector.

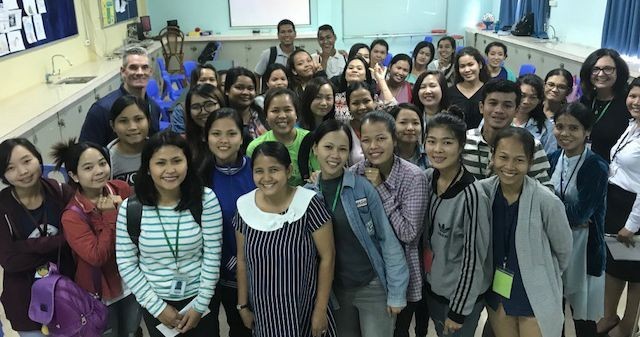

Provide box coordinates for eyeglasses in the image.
[591,66,616,75]
[190,101,219,113]
[545,82,569,92]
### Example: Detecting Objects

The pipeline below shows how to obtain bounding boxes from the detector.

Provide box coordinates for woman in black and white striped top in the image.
[235,141,336,337]
[115,132,223,337]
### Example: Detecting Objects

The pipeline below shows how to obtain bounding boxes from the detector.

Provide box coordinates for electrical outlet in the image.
[84,39,91,46]
[549,0,558,7]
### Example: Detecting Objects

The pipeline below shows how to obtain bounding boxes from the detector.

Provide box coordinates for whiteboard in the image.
[228,0,311,27]
[342,0,448,37]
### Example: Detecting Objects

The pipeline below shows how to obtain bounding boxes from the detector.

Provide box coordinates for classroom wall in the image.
[146,0,493,57]
[547,0,606,48]
[0,0,148,101]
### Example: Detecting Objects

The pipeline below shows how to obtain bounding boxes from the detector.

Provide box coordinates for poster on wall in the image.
[0,0,79,59]
[100,0,138,28]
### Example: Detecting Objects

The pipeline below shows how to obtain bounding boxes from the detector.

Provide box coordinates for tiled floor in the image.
[0,267,632,337]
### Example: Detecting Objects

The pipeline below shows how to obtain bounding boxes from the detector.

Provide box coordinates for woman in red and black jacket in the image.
[0,138,75,336]
[52,139,141,337]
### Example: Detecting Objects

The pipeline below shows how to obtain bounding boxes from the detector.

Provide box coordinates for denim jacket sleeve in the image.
[364,180,409,308]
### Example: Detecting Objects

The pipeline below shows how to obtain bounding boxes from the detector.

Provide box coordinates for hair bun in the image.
[445,104,466,122]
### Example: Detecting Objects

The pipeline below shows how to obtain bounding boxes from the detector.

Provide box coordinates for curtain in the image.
[602,0,640,56]
[499,0,518,28]
[519,0,550,38]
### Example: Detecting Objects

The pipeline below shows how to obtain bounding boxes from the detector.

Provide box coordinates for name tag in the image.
[492,267,514,299]
[356,198,368,208]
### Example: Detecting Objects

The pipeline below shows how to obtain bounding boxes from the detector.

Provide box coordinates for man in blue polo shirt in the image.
[79,46,161,146]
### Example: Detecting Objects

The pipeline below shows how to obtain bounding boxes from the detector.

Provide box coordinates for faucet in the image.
[46,54,72,84]
[547,25,559,43]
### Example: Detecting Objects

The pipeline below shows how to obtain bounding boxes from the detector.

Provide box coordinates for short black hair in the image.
[317,24,335,36]
[437,36,456,51]
[492,126,535,161]
[370,39,389,53]
[336,56,373,92]
[263,87,300,121]
[545,68,574,96]
[0,138,43,185]
[185,83,226,161]
[262,63,290,91]
[361,110,397,141]
[110,95,150,122]
[135,131,203,212]
[580,48,629,101]
[554,102,595,131]
[390,103,424,140]
[189,63,217,88]
[412,41,435,66]
[312,119,353,151]
[346,81,375,107]
[388,53,413,74]
[482,78,522,107]
[485,41,508,57]
[251,141,291,168]
[277,19,296,32]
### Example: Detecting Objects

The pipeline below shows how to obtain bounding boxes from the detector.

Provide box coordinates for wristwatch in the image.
[236,303,249,311]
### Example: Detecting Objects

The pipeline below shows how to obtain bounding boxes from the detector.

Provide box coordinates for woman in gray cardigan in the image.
[478,127,573,337]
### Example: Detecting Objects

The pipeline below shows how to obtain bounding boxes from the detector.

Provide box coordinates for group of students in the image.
[0,21,639,337]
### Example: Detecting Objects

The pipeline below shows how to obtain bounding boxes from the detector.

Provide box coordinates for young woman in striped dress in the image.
[115,131,223,337]
[235,141,336,337]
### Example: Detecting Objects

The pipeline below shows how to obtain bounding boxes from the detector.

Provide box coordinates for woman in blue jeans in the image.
[305,119,409,337]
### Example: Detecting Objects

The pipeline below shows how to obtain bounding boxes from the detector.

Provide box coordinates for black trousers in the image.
[209,283,252,337]
[394,298,429,337]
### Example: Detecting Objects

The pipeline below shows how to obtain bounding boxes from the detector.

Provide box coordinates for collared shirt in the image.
[609,120,640,232]
[254,44,291,76]
[312,51,347,78]
[351,155,427,302]
[462,126,552,188]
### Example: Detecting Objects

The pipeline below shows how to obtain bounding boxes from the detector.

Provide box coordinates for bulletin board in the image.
[0,0,78,58]
[99,0,138,28]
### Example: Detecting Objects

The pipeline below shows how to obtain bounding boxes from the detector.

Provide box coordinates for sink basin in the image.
[55,76,97,85]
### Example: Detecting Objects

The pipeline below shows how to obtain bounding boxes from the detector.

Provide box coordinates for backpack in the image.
[28,262,108,337]
[126,195,202,246]
[198,41,219,64]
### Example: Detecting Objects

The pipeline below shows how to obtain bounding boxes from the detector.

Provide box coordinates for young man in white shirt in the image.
[311,24,346,79]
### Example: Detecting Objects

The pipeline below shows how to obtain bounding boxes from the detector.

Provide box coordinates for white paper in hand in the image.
[605,236,640,261]
[155,298,211,337]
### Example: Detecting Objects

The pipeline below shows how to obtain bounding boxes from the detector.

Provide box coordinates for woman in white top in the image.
[598,78,640,337]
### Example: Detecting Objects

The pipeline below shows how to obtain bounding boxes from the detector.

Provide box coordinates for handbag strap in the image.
[65,205,103,298]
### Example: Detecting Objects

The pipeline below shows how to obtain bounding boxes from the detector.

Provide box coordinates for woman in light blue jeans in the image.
[305,120,409,337]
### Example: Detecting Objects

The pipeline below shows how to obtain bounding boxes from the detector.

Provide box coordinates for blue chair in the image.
[519,64,536,76]
[382,53,393,67]
[146,78,172,130]
[42,165,68,183]
[455,46,464,54]
[183,60,198,79]
[424,36,433,43]
[157,57,186,89]
[161,72,183,101]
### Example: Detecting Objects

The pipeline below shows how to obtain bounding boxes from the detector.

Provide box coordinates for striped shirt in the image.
[462,127,552,188]
[115,187,222,317]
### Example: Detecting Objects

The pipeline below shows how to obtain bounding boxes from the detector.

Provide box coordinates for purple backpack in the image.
[28,262,108,337]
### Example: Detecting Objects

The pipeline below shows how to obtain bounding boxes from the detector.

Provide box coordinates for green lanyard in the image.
[319,180,343,212]
[156,207,181,272]
[592,99,613,125]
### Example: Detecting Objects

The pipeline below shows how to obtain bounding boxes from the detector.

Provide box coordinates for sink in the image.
[55,76,97,85]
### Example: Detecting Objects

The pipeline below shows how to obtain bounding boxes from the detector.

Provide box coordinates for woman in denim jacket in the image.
[305,120,409,337]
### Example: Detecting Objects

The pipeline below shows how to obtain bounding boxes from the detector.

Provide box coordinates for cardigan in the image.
[548,149,608,276]
[61,180,132,300]
[0,178,75,331]
[476,176,572,337]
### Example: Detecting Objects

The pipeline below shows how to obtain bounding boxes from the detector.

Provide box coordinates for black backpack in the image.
[198,42,219,64]
[126,195,202,247]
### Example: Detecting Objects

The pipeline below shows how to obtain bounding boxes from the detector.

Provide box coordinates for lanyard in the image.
[12,188,48,237]
[156,207,181,272]
[559,150,583,201]
[591,99,613,125]
[498,186,521,268]
[319,179,343,212]
[611,126,639,163]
